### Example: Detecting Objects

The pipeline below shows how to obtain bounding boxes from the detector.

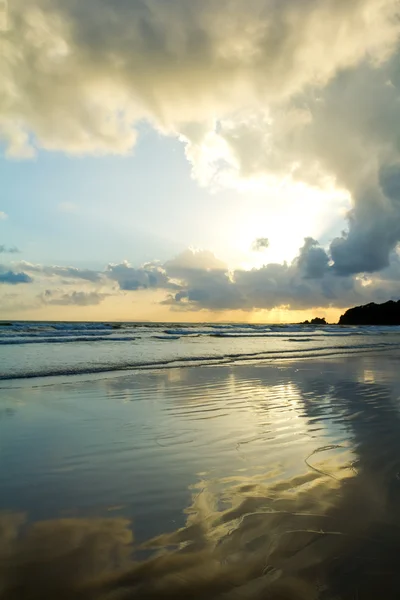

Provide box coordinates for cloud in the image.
[252,238,269,252]
[0,245,20,253]
[0,212,7,220]
[164,249,227,282]
[161,244,400,312]
[187,60,400,275]
[295,238,330,279]
[4,237,400,315]
[0,268,32,285]
[18,262,102,283]
[3,0,400,280]
[307,63,400,275]
[2,0,398,157]
[40,290,107,306]
[7,242,400,312]
[13,259,178,292]
[106,260,177,291]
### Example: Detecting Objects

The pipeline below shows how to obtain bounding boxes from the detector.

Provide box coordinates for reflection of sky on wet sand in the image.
[2,353,400,597]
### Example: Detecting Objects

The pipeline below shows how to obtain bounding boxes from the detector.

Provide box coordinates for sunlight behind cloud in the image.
[231,181,350,269]
[3,0,400,320]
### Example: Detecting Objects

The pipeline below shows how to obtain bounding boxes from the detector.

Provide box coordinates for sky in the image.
[2,0,400,322]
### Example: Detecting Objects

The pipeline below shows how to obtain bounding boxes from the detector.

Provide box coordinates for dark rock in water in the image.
[301,317,327,325]
[310,317,327,325]
[339,300,400,325]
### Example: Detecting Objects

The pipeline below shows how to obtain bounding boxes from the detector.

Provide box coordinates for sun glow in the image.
[232,181,350,269]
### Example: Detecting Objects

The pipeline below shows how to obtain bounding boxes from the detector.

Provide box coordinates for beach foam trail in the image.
[0,335,137,345]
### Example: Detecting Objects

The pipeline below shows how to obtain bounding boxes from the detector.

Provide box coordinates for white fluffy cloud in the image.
[3,0,400,279]
[3,0,398,157]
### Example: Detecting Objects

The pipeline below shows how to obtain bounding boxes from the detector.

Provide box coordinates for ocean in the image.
[1,320,400,380]
[2,322,400,598]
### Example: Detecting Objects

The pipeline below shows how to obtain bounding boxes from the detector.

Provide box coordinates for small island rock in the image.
[301,317,327,325]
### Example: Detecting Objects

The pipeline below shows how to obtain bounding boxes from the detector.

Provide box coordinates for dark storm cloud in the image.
[296,238,330,279]
[328,154,400,275]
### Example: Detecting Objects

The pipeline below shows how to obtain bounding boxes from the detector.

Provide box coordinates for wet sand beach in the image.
[1,352,400,598]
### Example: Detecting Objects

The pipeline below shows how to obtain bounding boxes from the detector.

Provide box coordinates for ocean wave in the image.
[0,336,137,345]
[0,330,115,338]
[6,322,114,330]
[3,320,400,337]
[162,327,381,338]
[163,328,215,336]
[209,332,357,338]
[0,328,376,341]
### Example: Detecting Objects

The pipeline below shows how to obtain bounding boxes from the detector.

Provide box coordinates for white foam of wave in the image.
[0,336,137,345]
